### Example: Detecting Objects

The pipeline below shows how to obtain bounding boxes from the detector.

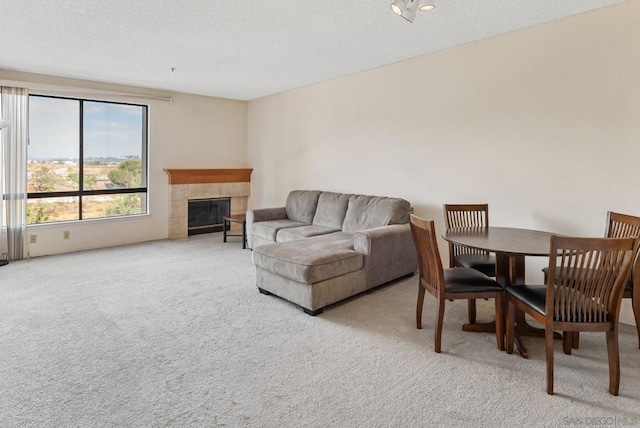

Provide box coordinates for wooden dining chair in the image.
[543,211,640,348]
[506,235,638,395]
[410,215,504,353]
[607,212,640,348]
[443,204,496,324]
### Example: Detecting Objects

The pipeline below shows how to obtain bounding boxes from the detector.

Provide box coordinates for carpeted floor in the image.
[0,234,639,427]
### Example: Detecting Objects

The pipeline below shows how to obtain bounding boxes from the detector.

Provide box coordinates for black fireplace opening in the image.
[188,197,230,236]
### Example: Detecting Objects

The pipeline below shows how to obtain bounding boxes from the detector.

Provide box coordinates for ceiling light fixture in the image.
[390,0,435,23]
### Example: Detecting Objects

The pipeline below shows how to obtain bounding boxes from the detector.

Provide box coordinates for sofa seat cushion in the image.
[306,231,356,248]
[253,235,363,284]
[252,219,307,243]
[276,225,341,242]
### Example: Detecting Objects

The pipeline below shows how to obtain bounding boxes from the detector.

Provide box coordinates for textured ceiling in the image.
[0,0,626,101]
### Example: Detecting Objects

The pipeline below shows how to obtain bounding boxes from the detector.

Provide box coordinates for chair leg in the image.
[434,298,445,353]
[505,299,515,354]
[632,290,640,349]
[494,293,505,351]
[606,330,621,396]
[468,299,477,324]
[416,285,425,329]
[572,331,580,349]
[562,332,572,355]
[546,327,555,395]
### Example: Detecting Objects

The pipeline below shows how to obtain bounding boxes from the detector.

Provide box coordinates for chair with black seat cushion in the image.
[444,204,496,324]
[410,215,504,353]
[605,212,640,348]
[506,235,637,395]
[543,211,640,349]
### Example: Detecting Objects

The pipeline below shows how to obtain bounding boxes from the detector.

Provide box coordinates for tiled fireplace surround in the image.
[164,168,252,240]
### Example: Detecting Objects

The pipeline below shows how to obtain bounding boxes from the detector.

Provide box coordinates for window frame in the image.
[27,94,149,223]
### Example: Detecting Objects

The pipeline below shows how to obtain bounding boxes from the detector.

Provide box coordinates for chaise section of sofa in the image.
[248,190,417,315]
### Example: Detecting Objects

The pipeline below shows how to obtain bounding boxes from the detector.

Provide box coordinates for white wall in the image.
[0,70,248,257]
[247,1,640,323]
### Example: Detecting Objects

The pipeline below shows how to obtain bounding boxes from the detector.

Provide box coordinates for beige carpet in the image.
[0,234,639,427]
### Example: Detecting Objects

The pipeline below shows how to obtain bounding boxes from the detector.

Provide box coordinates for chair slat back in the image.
[444,204,489,229]
[606,211,640,284]
[606,212,640,239]
[410,215,445,297]
[443,204,490,259]
[547,236,637,323]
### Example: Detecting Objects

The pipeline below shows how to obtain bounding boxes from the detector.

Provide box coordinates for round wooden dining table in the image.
[443,226,560,358]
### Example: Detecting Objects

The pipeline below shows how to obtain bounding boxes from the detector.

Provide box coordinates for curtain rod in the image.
[29,89,173,103]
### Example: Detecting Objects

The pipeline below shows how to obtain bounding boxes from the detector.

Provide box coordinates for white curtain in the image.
[0,87,29,261]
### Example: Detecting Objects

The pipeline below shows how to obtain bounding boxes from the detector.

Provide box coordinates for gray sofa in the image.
[248,190,417,315]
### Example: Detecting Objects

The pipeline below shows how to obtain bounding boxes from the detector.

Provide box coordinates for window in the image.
[27,95,148,224]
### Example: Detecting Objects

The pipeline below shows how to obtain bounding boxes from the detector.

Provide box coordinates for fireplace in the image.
[188,197,230,236]
[164,168,252,240]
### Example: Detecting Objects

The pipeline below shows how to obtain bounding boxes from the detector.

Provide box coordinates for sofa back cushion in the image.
[342,194,411,233]
[312,192,352,229]
[286,190,322,224]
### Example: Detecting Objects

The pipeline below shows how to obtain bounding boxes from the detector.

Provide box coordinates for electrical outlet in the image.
[63,231,70,240]
[29,235,37,244]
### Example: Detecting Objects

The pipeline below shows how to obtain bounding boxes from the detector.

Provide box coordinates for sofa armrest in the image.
[246,207,287,249]
[248,207,287,223]
[353,223,417,288]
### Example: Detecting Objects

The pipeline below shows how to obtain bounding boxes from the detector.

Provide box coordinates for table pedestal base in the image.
[462,321,495,333]
[513,320,562,358]
[463,315,561,358]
